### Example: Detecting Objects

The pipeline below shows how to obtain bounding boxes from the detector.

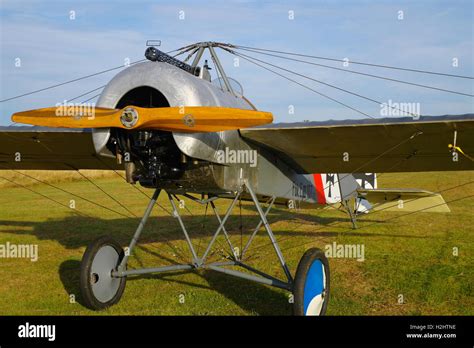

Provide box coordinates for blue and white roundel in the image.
[303,260,326,315]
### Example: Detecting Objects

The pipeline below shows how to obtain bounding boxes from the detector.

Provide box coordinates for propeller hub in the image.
[120,107,139,128]
[182,114,195,128]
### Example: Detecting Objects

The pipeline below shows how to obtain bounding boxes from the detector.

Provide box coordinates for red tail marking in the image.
[313,174,326,204]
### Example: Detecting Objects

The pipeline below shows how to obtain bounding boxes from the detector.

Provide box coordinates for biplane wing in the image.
[0,127,119,170]
[241,119,474,173]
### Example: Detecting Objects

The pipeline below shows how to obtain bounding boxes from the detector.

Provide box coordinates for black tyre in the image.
[293,248,330,316]
[80,236,127,310]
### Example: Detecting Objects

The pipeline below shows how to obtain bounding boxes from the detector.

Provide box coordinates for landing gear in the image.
[80,236,127,310]
[78,182,331,315]
[293,248,330,316]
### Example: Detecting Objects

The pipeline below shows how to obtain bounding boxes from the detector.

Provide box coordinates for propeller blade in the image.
[12,106,273,132]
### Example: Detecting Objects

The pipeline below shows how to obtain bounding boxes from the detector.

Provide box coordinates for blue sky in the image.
[0,0,473,125]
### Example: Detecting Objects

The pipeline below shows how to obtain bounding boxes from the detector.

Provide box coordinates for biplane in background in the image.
[1,42,473,315]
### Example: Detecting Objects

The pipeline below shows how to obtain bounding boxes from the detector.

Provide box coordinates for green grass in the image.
[0,171,472,315]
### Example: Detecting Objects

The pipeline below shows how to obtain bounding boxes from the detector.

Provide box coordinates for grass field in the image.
[0,170,472,315]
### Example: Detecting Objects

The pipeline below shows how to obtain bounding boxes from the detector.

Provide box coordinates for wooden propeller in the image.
[12,106,273,133]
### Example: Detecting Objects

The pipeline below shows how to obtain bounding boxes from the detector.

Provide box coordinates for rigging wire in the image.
[81,93,102,103]
[1,173,189,264]
[245,180,474,261]
[92,155,172,216]
[183,47,201,63]
[0,59,145,103]
[240,122,435,258]
[210,53,224,90]
[225,49,374,119]
[74,170,137,218]
[244,130,427,259]
[172,45,197,58]
[280,193,474,255]
[242,132,425,259]
[234,47,474,97]
[0,48,180,103]
[195,201,209,256]
[0,167,132,219]
[230,50,426,119]
[0,175,94,218]
[3,43,471,258]
[233,44,474,80]
[169,194,232,258]
[228,49,376,119]
[67,85,107,102]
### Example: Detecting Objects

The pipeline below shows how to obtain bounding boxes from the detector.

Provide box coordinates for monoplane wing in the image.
[0,127,119,170]
[241,119,474,173]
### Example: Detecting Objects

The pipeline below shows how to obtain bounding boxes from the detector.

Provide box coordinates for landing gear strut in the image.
[79,181,330,315]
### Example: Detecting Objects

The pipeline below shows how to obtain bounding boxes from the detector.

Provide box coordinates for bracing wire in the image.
[74,170,137,218]
[230,50,432,118]
[67,85,107,102]
[0,175,94,218]
[0,48,180,103]
[233,45,474,80]
[0,167,131,219]
[81,93,102,103]
[234,47,474,97]
[227,49,373,119]
[245,180,473,261]
[0,59,145,103]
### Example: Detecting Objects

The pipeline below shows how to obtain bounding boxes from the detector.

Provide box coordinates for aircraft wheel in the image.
[80,236,127,310]
[293,248,330,316]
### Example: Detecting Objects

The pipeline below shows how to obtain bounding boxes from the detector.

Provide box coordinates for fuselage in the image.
[91,60,354,207]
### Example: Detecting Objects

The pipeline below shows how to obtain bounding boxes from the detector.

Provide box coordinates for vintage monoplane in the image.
[1,42,473,315]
